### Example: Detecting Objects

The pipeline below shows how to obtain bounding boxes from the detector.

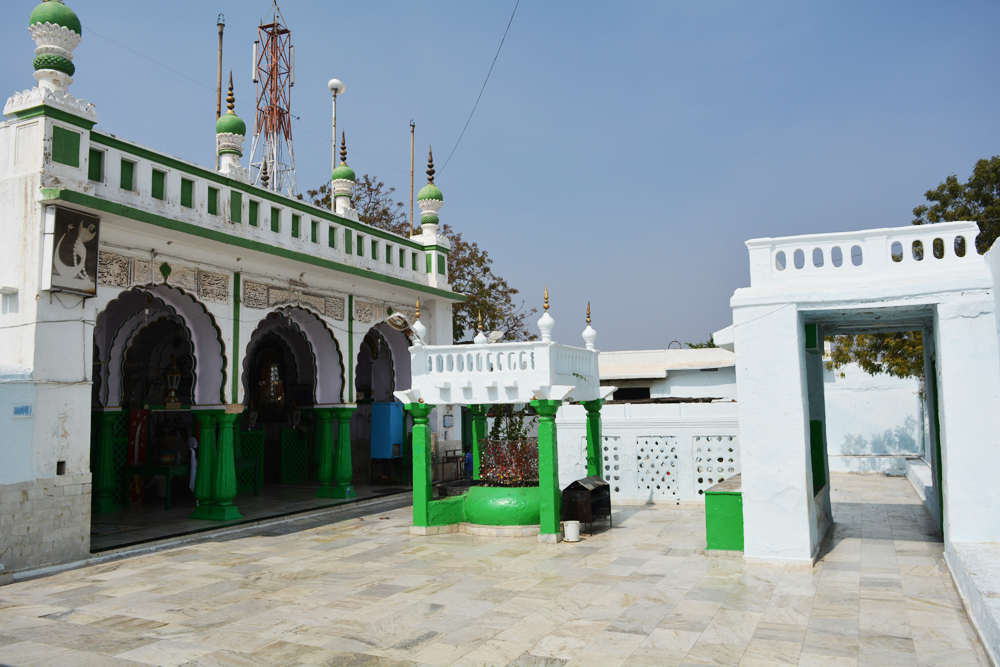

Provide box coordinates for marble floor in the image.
[91,484,411,552]
[0,474,989,666]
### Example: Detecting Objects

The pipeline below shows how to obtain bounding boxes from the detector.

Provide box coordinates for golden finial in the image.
[426,146,435,184]
[587,302,591,325]
[226,72,235,113]
[478,311,483,332]
[340,131,347,165]
[544,285,549,312]
[415,297,420,319]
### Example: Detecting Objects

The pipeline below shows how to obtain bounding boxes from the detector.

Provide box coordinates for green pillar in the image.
[313,407,338,498]
[91,409,121,514]
[189,410,219,520]
[405,402,435,527]
[330,406,357,499]
[206,412,242,521]
[531,399,563,538]
[468,404,489,481]
[581,399,605,479]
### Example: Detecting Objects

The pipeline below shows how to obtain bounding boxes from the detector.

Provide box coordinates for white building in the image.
[0,0,462,574]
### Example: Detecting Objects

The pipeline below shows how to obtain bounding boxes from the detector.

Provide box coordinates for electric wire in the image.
[440,0,519,174]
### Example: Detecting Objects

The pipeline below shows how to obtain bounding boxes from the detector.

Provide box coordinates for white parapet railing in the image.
[398,340,610,406]
[746,221,984,287]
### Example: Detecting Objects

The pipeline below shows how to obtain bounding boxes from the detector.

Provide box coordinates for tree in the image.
[685,335,716,349]
[443,222,536,344]
[305,175,410,237]
[307,175,535,343]
[825,332,924,380]
[912,156,1000,254]
[823,158,1000,379]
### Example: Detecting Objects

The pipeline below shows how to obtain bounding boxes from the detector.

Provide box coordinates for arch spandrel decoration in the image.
[242,306,346,405]
[94,285,227,406]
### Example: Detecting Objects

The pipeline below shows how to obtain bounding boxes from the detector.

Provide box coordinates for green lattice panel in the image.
[238,429,265,493]
[111,412,129,508]
[280,427,308,484]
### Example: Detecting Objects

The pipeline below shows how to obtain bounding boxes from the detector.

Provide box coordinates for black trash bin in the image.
[561,475,612,531]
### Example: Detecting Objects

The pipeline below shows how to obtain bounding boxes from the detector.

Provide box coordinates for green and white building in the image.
[0,0,464,574]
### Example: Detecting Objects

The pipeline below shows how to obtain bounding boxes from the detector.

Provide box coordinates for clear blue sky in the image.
[3,1,997,350]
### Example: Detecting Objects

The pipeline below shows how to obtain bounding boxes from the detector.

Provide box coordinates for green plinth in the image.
[705,475,744,552]
[464,486,540,525]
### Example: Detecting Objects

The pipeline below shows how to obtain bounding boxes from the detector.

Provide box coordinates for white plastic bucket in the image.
[564,520,581,542]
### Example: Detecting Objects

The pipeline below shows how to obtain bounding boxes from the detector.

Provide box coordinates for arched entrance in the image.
[354,323,412,485]
[240,307,345,488]
[90,285,226,516]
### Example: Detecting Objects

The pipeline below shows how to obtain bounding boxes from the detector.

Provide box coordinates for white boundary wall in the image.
[556,401,739,503]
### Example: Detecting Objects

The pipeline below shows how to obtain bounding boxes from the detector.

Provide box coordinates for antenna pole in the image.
[331,90,337,210]
[215,15,225,170]
[410,120,415,236]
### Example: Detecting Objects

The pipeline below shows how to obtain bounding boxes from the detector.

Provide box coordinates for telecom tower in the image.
[249,2,296,196]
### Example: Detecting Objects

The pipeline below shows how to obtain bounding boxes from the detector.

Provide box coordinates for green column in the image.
[206,412,243,521]
[189,410,219,520]
[330,406,357,499]
[468,404,489,481]
[313,407,338,498]
[91,409,120,514]
[405,402,435,527]
[531,399,563,538]
[581,399,605,479]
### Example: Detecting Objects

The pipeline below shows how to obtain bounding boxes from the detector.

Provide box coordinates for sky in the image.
[3,1,998,350]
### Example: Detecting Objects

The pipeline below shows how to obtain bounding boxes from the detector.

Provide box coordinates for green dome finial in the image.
[417,146,443,202]
[29,0,82,36]
[331,131,356,182]
[215,72,246,136]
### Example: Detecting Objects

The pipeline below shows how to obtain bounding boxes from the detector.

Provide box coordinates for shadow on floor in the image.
[90,483,411,553]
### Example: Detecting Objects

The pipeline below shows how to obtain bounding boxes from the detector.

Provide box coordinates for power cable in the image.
[440,0,520,173]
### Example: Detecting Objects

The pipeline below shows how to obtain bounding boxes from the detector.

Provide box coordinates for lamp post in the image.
[328,78,345,211]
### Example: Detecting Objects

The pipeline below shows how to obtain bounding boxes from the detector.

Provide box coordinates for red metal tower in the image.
[249,2,296,196]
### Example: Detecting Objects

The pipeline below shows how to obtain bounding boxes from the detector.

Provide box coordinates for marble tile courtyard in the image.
[0,474,988,667]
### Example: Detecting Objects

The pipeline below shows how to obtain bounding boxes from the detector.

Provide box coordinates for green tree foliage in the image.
[685,335,717,349]
[912,156,1000,254]
[307,175,535,343]
[825,332,924,380]
[829,158,1000,378]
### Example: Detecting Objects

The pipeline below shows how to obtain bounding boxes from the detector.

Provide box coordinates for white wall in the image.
[556,401,739,503]
[824,362,923,472]
[650,367,737,400]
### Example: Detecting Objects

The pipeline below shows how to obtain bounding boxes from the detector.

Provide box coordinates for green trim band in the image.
[89,131,436,252]
[9,105,95,130]
[33,54,75,76]
[218,149,242,157]
[41,188,467,303]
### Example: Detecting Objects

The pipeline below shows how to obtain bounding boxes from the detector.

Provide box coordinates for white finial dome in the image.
[538,286,554,342]
[582,302,596,350]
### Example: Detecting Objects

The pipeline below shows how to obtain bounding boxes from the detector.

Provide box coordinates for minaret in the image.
[5,0,96,123]
[330,132,357,219]
[216,73,248,181]
[416,147,443,237]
